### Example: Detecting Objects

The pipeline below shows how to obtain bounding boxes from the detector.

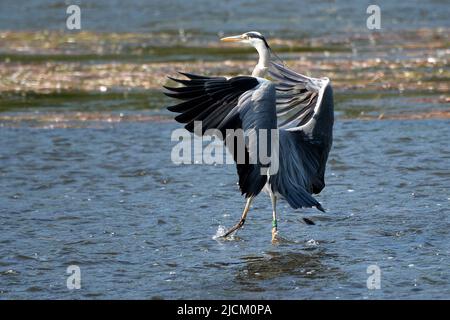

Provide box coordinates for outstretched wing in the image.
[164,72,277,198]
[269,62,333,137]
[268,62,334,211]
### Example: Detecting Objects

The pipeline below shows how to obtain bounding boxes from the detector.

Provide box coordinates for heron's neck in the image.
[252,43,270,77]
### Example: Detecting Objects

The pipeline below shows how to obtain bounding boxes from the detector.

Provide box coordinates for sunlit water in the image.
[1,0,449,36]
[0,115,449,299]
[0,0,448,300]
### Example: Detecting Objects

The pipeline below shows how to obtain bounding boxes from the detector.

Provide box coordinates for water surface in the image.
[0,114,449,299]
[0,0,449,300]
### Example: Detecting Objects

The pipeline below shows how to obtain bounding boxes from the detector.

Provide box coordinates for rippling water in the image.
[0,0,448,300]
[1,115,449,299]
[1,0,449,37]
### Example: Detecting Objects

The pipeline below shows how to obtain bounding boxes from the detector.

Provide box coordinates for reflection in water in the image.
[235,248,345,294]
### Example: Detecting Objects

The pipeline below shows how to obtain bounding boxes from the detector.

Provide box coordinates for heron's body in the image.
[164,32,334,242]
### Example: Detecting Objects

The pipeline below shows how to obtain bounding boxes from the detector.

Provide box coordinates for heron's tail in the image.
[284,186,325,212]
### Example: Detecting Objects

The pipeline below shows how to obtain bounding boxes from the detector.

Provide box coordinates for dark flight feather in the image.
[164,73,273,198]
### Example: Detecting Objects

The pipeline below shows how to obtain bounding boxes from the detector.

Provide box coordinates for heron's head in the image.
[220,31,270,51]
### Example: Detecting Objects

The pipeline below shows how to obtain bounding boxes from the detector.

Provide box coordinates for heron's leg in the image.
[222,196,253,238]
[270,192,279,243]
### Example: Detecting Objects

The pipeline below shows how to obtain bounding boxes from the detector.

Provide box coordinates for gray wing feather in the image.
[228,81,278,194]
[165,74,277,198]
[269,61,331,133]
[268,62,334,211]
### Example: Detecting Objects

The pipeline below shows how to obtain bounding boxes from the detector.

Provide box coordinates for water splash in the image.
[212,225,233,241]
[306,239,319,247]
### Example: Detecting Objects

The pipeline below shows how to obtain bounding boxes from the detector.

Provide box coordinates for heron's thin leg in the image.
[222,197,253,238]
[270,192,279,243]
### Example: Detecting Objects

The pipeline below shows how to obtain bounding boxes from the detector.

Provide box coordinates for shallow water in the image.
[0,0,449,300]
[1,0,449,37]
[0,114,449,299]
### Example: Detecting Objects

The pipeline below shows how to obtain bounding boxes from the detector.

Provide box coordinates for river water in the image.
[1,115,449,299]
[0,0,449,299]
[1,0,449,37]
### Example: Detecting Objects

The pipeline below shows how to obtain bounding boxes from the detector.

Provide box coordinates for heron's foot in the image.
[222,218,245,238]
[271,227,279,244]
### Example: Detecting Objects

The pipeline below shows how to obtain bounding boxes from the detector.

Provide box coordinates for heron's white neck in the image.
[252,42,270,77]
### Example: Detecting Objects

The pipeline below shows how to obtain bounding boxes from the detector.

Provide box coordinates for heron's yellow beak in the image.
[220,35,243,42]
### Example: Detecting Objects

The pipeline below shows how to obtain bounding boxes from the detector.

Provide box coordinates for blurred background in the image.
[0,1,449,299]
[0,0,448,119]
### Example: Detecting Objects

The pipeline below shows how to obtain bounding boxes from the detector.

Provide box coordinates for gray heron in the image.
[164,31,334,242]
